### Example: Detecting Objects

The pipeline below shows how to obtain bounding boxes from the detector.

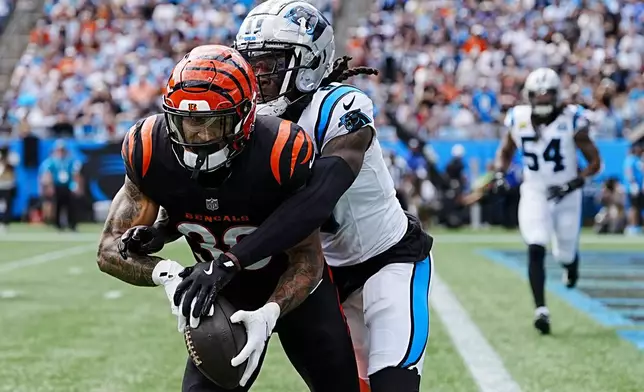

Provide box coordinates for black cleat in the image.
[534,311,551,335]
[562,259,579,289]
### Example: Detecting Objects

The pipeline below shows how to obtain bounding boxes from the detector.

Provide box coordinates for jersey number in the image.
[520,137,565,172]
[177,223,270,270]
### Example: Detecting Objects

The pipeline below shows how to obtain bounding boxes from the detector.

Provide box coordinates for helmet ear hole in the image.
[296,56,322,92]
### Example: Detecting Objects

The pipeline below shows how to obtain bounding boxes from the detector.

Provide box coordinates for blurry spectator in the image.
[0,145,16,231]
[594,177,627,234]
[623,143,644,234]
[0,0,14,34]
[441,144,469,228]
[38,140,82,231]
[345,0,644,142]
[4,0,338,138]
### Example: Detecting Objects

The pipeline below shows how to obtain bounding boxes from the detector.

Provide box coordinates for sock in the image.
[370,367,420,392]
[528,244,546,308]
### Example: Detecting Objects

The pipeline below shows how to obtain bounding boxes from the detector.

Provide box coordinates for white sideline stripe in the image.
[431,274,523,392]
[0,245,97,273]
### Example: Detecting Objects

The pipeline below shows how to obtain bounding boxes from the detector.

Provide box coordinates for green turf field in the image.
[1,224,642,392]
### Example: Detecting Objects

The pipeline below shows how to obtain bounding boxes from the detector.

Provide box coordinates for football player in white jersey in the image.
[228,1,434,391]
[125,2,433,389]
[490,67,601,334]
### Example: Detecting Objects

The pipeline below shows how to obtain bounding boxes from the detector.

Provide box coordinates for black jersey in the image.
[121,114,315,310]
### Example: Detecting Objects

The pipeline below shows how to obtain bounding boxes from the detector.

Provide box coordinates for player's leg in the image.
[552,189,583,288]
[277,265,361,392]
[181,344,269,392]
[361,256,433,392]
[342,287,371,391]
[518,186,551,333]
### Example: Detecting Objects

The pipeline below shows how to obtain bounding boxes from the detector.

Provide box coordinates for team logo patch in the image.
[284,6,318,35]
[557,123,567,131]
[519,121,528,129]
[205,198,219,211]
[339,109,371,133]
[188,103,198,111]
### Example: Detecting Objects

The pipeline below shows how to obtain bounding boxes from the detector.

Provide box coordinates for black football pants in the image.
[0,188,14,225]
[181,266,360,392]
[54,185,76,230]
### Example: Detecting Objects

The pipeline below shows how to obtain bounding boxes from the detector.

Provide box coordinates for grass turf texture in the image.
[1,224,642,391]
[0,224,475,392]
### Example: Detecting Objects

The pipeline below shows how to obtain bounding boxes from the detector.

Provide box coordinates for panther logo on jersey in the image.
[339,109,371,133]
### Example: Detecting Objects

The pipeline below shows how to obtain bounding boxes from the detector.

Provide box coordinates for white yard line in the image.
[0,233,100,242]
[0,245,97,273]
[431,274,523,392]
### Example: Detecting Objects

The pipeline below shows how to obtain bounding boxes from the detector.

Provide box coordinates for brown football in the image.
[183,296,247,389]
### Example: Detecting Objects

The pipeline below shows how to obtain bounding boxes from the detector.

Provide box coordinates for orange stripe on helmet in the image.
[290,131,306,178]
[270,121,292,185]
[140,116,156,177]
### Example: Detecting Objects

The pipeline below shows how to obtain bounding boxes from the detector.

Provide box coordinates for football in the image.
[183,296,248,389]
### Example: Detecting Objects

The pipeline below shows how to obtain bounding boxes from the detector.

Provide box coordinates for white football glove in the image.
[230,302,280,387]
[152,259,187,333]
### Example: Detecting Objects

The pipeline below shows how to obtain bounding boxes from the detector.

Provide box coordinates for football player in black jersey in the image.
[97,45,360,392]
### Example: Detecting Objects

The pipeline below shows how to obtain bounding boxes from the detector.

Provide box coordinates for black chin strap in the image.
[190,150,208,180]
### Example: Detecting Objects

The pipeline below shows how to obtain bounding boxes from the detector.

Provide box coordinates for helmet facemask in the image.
[528,88,559,120]
[164,99,254,178]
[239,44,321,116]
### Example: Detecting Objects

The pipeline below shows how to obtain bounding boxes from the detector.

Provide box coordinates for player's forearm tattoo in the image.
[269,231,324,315]
[321,126,373,175]
[97,177,162,286]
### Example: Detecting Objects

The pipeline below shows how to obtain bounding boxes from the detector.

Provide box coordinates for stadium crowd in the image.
[0,0,15,34]
[0,0,642,232]
[347,0,644,141]
[0,0,339,140]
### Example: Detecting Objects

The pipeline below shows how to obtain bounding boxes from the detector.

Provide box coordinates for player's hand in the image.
[487,171,510,195]
[152,259,187,333]
[546,184,567,203]
[118,225,165,259]
[173,254,239,329]
[230,302,280,387]
[547,177,585,203]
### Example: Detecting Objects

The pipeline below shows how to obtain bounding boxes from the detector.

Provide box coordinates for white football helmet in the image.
[523,67,562,117]
[234,0,335,116]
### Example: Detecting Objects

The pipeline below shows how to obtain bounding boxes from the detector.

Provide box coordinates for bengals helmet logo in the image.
[188,103,198,111]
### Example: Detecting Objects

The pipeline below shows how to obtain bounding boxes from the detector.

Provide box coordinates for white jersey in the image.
[505,104,589,190]
[297,82,408,267]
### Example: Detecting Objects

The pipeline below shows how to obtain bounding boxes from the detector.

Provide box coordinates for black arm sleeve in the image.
[230,156,356,269]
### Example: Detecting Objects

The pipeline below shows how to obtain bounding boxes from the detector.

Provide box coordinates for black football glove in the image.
[547,177,585,203]
[173,253,239,328]
[487,171,510,195]
[118,225,165,259]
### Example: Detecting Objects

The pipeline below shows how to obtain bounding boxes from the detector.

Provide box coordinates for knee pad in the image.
[369,367,420,392]
[528,244,545,265]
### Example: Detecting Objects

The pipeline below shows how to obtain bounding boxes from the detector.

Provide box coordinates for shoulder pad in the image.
[564,104,591,132]
[504,105,530,129]
[265,119,315,188]
[121,114,162,185]
[312,84,374,152]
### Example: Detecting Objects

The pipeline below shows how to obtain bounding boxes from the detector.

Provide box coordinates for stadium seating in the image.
[0,0,15,34]
[346,0,644,140]
[2,0,337,139]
